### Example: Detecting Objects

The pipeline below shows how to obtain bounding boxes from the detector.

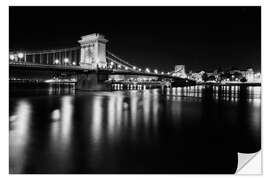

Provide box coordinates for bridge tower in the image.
[78,33,108,69]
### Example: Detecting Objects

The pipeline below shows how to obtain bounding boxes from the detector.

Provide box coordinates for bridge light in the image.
[17,52,24,59]
[161,72,164,75]
[9,54,15,60]
[167,72,170,75]
[54,59,60,64]
[72,61,76,66]
[138,68,142,72]
[64,58,69,64]
[110,62,114,66]
[133,66,136,70]
[145,68,150,73]
[125,67,128,70]
[154,69,158,74]
[118,64,121,68]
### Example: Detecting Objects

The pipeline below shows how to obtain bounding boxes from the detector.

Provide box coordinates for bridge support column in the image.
[74,50,77,65]
[39,53,42,64]
[46,54,49,64]
[53,53,55,64]
[24,54,27,63]
[32,54,35,63]
[76,71,110,91]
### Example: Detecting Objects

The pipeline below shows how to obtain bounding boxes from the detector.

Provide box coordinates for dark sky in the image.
[9,6,261,72]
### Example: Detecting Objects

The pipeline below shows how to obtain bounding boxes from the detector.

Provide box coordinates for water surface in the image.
[9,84,261,173]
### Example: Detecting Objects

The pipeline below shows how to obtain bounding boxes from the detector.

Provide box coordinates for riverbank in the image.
[198,82,261,86]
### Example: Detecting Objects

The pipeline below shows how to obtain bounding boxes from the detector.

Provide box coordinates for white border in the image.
[6,0,263,6]
[2,0,269,179]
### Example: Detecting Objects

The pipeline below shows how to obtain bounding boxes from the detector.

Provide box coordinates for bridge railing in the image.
[106,51,149,74]
[9,47,177,79]
[106,51,134,68]
[9,47,81,66]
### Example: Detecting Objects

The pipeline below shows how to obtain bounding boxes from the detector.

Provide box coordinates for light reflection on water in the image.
[9,85,261,173]
[9,100,32,174]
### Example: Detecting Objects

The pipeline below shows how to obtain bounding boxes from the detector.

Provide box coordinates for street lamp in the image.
[17,52,24,62]
[133,66,136,70]
[167,72,170,75]
[125,67,128,70]
[64,58,69,64]
[118,64,121,69]
[161,72,164,75]
[18,52,24,59]
[145,68,150,73]
[110,62,114,66]
[72,61,76,66]
[54,59,60,64]
[9,54,15,61]
[138,68,142,72]
[154,69,158,74]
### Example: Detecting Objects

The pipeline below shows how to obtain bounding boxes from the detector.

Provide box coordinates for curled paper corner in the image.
[236,151,262,175]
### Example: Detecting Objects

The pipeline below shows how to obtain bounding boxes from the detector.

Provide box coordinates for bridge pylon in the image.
[78,33,108,69]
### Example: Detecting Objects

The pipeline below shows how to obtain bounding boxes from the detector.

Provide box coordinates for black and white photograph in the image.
[8,5,261,174]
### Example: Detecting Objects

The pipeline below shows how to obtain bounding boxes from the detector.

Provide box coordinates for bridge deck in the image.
[9,62,194,83]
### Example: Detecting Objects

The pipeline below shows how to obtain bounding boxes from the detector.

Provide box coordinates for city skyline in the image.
[10,6,261,72]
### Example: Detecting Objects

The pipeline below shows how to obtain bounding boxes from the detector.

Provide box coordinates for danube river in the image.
[9,83,261,174]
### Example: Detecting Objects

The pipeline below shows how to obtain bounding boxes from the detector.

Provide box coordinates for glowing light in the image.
[154,69,158,74]
[64,58,69,64]
[133,66,136,70]
[9,100,32,172]
[107,96,116,139]
[167,72,170,75]
[145,68,150,73]
[118,64,121,68]
[60,96,74,147]
[54,59,60,64]
[10,54,15,60]
[51,109,60,121]
[92,96,103,145]
[72,61,76,66]
[125,67,128,70]
[138,68,142,72]
[161,72,164,75]
[13,100,32,137]
[110,62,114,66]
[142,90,151,126]
[17,52,24,59]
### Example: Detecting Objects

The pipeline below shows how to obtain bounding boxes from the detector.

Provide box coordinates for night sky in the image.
[9,6,261,72]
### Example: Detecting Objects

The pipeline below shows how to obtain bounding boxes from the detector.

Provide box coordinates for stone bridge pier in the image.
[76,71,110,91]
[76,33,110,90]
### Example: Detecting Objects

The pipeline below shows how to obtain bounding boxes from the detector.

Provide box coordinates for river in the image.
[9,83,261,174]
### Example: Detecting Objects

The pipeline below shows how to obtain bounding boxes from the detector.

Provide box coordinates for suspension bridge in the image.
[9,33,195,90]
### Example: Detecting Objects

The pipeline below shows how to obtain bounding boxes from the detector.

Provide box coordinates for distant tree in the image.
[217,67,223,74]
[240,77,247,83]
[220,74,227,81]
[224,71,231,78]
[202,73,208,82]
[233,72,243,80]
[208,75,216,81]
